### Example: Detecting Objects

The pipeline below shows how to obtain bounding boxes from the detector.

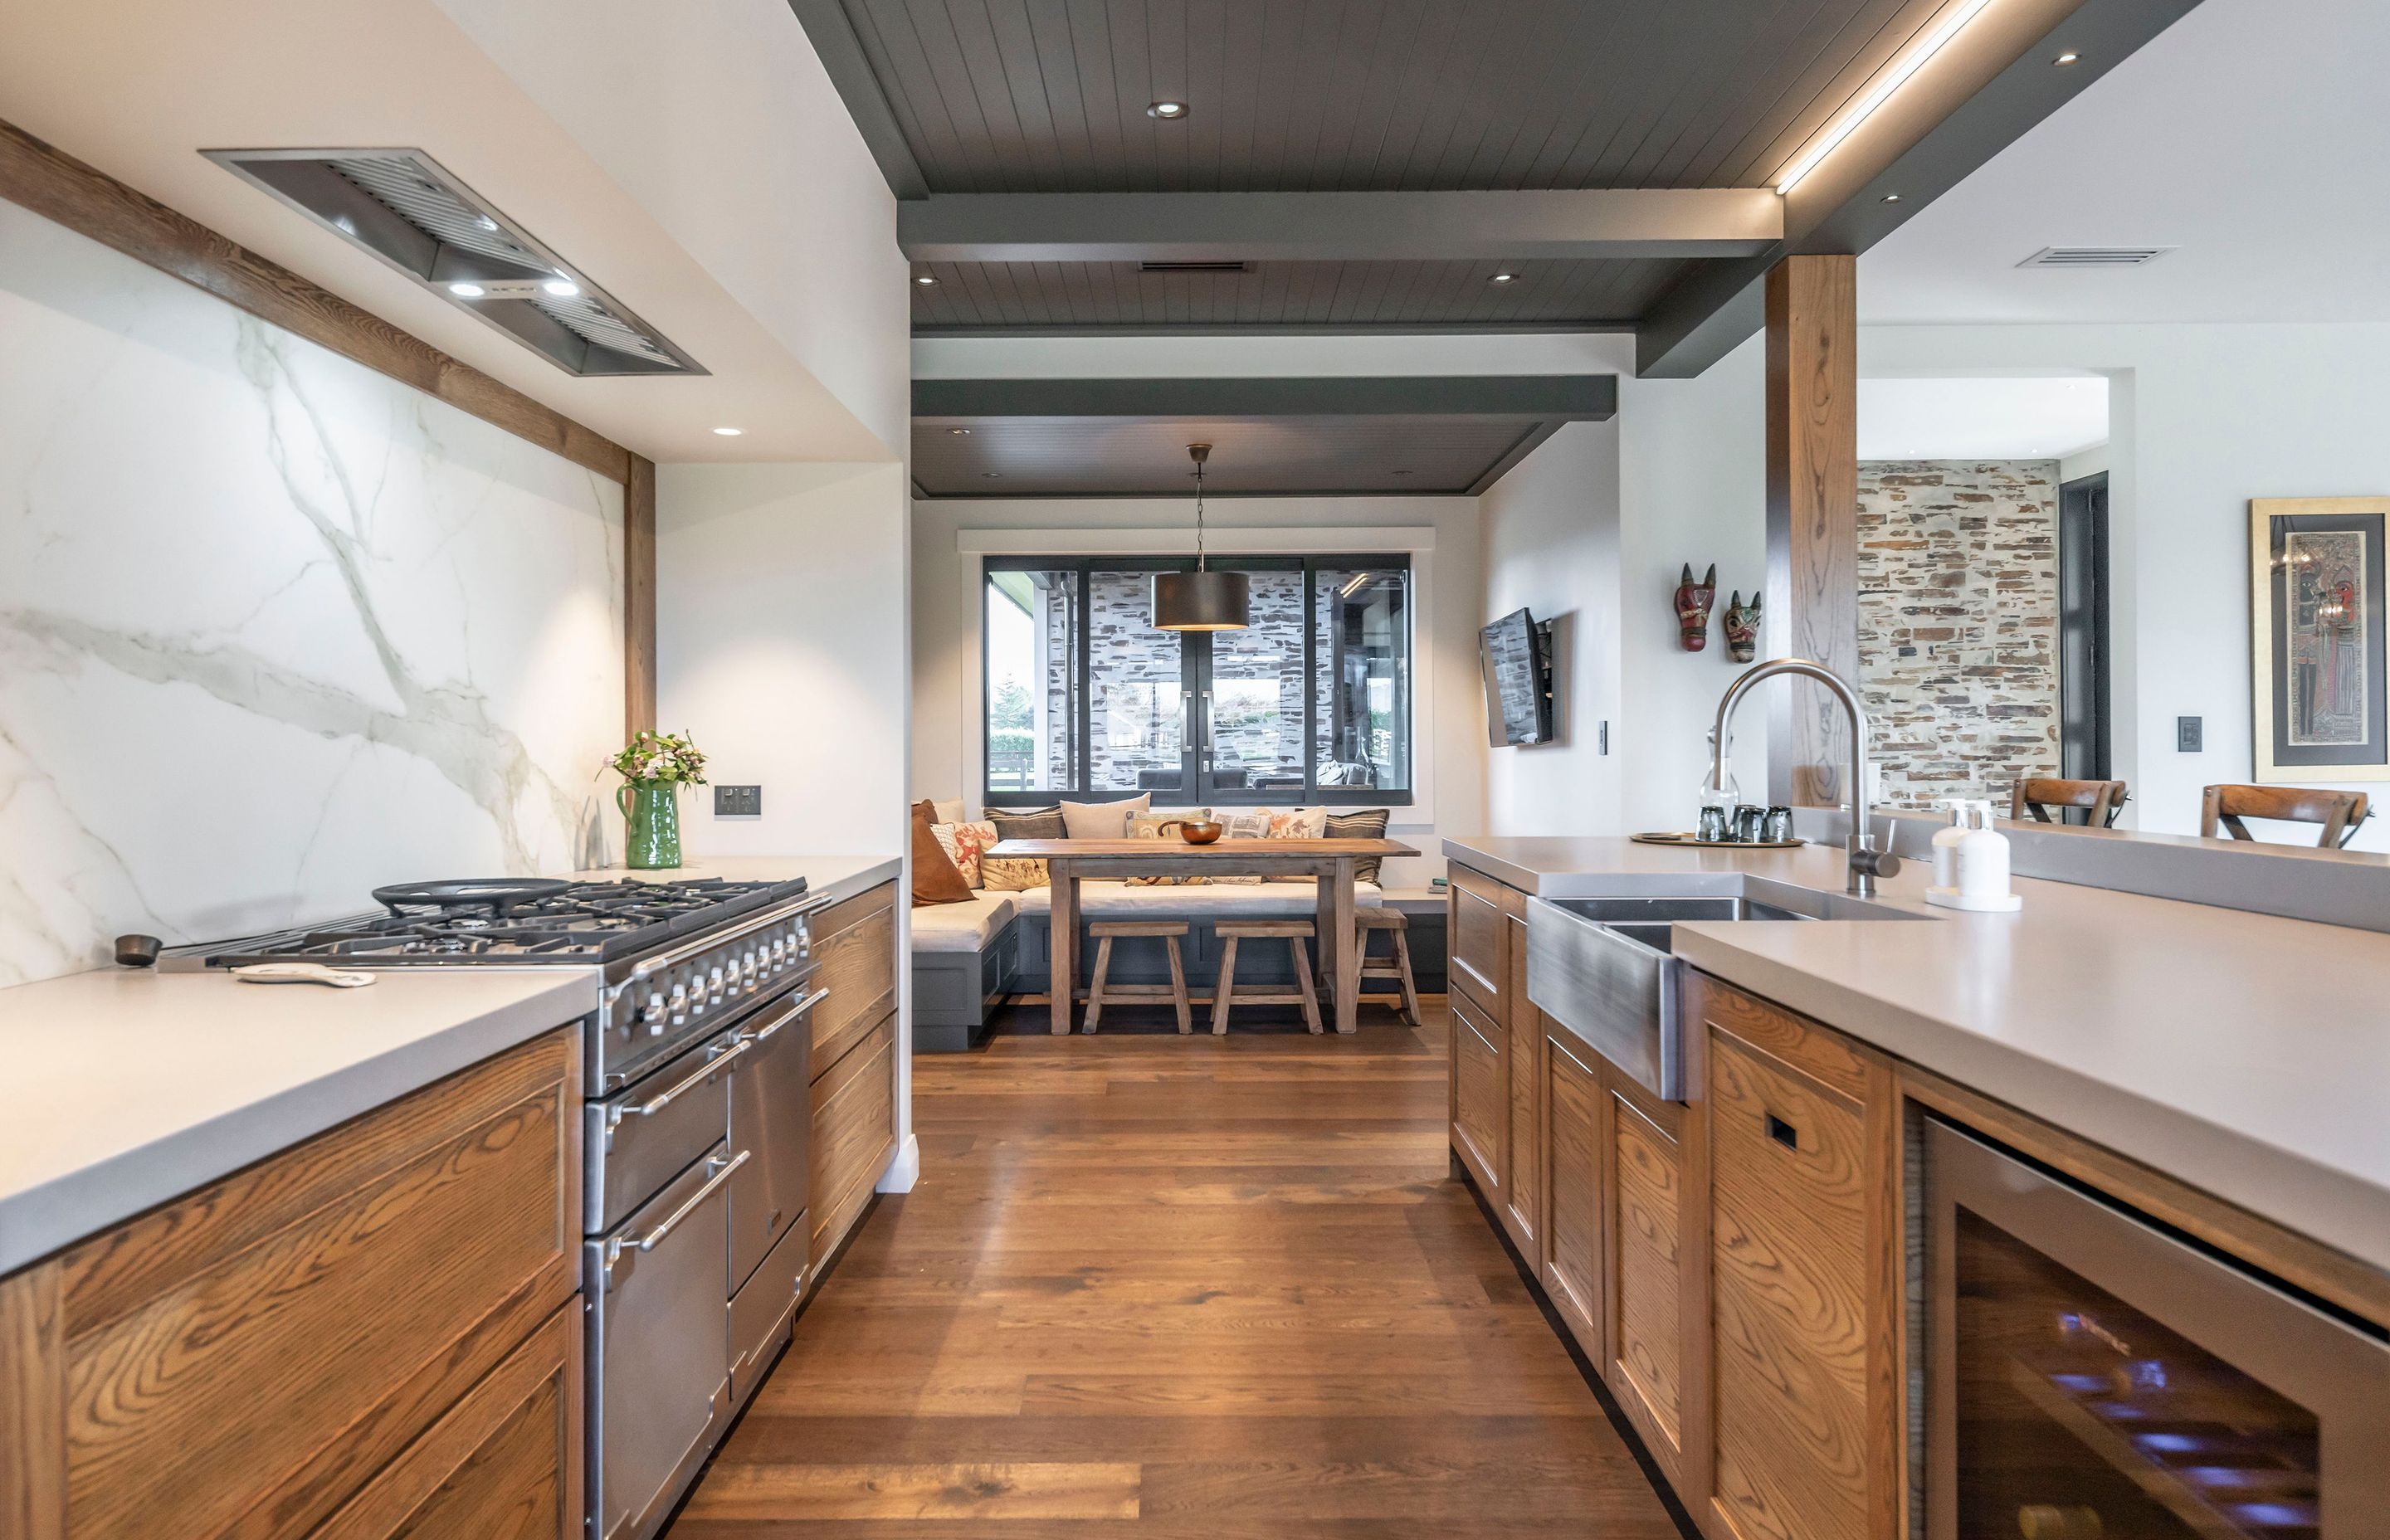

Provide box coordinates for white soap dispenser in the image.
[1927,800,2022,912]
[1930,800,1968,892]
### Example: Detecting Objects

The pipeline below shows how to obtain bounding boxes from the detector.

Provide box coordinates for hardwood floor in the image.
[664,999,1683,1538]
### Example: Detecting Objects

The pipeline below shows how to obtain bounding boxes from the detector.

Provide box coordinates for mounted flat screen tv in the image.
[1480,608,1554,747]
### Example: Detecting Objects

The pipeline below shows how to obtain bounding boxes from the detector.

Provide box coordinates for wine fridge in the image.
[1925,1118,2390,1539]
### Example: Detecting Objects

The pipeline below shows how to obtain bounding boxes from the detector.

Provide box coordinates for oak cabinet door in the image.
[1542,1029,1602,1356]
[809,881,898,1075]
[1697,977,1899,1540]
[1446,866,1512,1021]
[811,1012,897,1268]
[1500,912,1544,1265]
[1450,992,1507,1201]
[1608,1084,1686,1480]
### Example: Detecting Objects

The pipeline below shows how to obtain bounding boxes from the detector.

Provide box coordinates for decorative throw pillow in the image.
[983,807,1064,889]
[1209,809,1273,883]
[910,802,973,906]
[931,797,967,826]
[1124,809,1210,885]
[1324,807,1392,885]
[1265,805,1331,880]
[1061,792,1150,841]
[931,819,997,889]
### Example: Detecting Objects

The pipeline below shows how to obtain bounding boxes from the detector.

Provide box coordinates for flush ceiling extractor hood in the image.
[203,148,704,378]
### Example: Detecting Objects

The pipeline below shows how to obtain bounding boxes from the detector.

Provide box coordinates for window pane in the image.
[1207,570,1308,797]
[1314,567,1412,792]
[1086,568,1186,794]
[985,568,1079,794]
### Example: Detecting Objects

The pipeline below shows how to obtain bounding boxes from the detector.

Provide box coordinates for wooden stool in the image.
[2202,783,2373,849]
[1354,909,1422,1026]
[1080,920,1193,1034]
[2010,777,2129,828]
[1212,920,1322,1036]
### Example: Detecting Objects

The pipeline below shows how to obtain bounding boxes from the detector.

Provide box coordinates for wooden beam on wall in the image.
[623,456,657,738]
[0,117,633,486]
[1763,254,1859,807]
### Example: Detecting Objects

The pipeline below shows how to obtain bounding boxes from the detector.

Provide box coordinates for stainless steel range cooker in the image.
[167,873,835,1540]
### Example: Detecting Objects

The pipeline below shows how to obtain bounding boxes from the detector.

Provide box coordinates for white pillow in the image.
[931,797,967,826]
[1061,793,1150,840]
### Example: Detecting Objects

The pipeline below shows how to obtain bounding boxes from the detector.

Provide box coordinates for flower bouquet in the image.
[609,729,707,869]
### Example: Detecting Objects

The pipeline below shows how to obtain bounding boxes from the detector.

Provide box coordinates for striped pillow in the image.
[1324,808,1391,885]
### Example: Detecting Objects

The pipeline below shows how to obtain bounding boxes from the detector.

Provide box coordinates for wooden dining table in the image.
[984,836,1417,1036]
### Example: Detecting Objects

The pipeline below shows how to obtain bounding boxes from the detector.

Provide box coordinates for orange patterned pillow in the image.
[931,820,996,889]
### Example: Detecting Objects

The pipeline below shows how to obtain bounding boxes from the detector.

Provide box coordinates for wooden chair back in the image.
[2009,777,2130,828]
[2201,784,2373,849]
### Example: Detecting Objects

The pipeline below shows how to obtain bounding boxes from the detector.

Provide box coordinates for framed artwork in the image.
[2250,497,2390,782]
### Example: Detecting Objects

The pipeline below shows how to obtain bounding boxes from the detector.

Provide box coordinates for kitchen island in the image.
[1441,834,2390,1540]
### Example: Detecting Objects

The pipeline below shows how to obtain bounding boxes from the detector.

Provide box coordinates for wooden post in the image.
[1763,255,1860,807]
[624,456,657,738]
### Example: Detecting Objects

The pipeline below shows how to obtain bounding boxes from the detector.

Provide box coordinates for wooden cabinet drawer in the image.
[1608,1084,1685,1471]
[1450,992,1506,1199]
[1542,1027,1602,1356]
[811,1012,896,1268]
[1696,977,1896,1540]
[1446,865,1514,1020]
[2,1028,580,1540]
[810,882,896,1079]
[309,1299,582,1540]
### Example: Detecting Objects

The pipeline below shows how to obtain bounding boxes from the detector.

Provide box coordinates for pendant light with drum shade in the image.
[1151,442,1249,631]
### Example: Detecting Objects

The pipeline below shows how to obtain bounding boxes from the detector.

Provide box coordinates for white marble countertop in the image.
[0,852,902,1277]
[0,967,594,1275]
[1443,835,2390,1275]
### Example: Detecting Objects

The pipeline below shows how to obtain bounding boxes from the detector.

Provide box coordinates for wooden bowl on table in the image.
[1165,819,1223,845]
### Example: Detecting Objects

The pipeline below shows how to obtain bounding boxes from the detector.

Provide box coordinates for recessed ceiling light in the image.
[949,426,972,436]
[1881,192,1903,203]
[1147,100,1188,119]
[2054,51,2080,65]
[915,273,939,286]
[1489,271,1518,285]
[446,281,485,298]
[542,278,581,297]
[983,471,1003,479]
[713,426,744,436]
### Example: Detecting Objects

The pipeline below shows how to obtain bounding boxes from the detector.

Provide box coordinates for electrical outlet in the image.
[2177,716,2203,753]
[714,784,763,816]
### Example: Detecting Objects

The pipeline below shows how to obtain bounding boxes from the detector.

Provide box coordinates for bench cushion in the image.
[1015,880,1385,918]
[908,893,1018,952]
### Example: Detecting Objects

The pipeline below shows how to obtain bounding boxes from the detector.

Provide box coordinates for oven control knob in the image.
[744,950,760,989]
[709,965,725,1002]
[667,982,688,1026]
[641,992,666,1035]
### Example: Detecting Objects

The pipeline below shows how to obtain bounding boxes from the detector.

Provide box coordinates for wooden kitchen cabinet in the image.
[1446,864,1513,1021]
[0,1027,582,1540]
[1449,990,1507,1200]
[1691,973,1901,1540]
[1606,1070,1691,1494]
[1500,909,1544,1269]
[1541,1026,1603,1354]
[807,879,900,1278]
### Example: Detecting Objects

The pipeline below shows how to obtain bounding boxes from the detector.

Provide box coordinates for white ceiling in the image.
[1858,376,2108,461]
[1860,0,2390,324]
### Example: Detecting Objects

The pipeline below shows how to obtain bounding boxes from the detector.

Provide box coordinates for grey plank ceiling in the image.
[843,0,1949,196]
[912,254,1683,326]
[913,415,1554,496]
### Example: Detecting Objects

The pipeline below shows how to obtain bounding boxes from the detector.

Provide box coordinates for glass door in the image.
[1193,564,1305,801]
[1927,1119,2390,1540]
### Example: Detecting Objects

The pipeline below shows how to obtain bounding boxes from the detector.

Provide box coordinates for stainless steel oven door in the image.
[585,1026,744,1237]
[585,1141,746,1540]
[727,983,823,1292]
[1926,1118,2390,1538]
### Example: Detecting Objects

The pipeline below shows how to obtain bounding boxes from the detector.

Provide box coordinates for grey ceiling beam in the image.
[782,0,929,201]
[912,374,1617,423]
[900,188,1780,264]
[1636,0,2206,378]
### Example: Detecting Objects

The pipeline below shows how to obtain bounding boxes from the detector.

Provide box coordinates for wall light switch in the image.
[2177,716,2203,753]
[715,784,763,816]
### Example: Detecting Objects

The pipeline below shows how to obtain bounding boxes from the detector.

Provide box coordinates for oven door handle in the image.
[605,1148,749,1271]
[605,1036,749,1141]
[744,987,829,1046]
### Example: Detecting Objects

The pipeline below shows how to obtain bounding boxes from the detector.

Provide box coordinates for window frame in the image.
[981,553,1416,810]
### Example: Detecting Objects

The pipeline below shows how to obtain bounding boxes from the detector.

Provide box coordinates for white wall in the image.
[1480,334,1768,837]
[911,495,1484,887]
[1863,322,2390,851]
[0,198,623,986]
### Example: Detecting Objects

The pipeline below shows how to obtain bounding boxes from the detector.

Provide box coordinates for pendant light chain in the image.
[1193,456,1207,572]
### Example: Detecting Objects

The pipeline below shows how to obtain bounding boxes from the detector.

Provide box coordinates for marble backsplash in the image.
[0,198,624,986]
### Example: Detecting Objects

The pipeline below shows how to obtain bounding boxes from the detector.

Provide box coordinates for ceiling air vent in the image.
[1139,261,1253,275]
[202,148,704,378]
[2016,246,2176,269]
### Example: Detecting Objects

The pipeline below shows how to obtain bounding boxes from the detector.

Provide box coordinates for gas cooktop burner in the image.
[173,875,812,969]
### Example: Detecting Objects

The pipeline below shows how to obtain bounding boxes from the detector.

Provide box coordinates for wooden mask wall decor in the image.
[1674,563,1718,651]
[1723,590,1762,662]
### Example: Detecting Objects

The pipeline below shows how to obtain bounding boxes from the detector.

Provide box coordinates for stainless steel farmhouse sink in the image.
[1524,882,1924,1101]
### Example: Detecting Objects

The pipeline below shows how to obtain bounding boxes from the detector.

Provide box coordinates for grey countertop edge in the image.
[0,970,596,1276]
[1666,929,2390,1277]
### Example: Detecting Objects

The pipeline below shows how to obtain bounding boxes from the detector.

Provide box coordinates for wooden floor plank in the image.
[661,1000,1678,1538]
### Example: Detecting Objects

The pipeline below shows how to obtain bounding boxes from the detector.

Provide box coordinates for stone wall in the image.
[1856,461,2061,809]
